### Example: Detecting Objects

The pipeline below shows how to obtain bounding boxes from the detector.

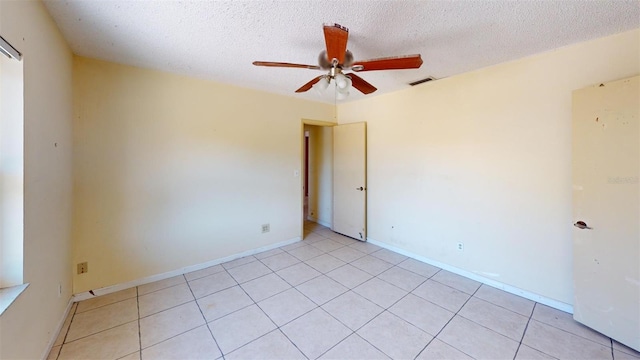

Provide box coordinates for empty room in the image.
[1,1,639,359]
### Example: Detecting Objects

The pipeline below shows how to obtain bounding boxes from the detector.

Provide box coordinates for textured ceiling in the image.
[43,0,640,103]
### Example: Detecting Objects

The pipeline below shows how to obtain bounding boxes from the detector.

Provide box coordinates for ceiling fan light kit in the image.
[313,76,330,93]
[253,23,423,100]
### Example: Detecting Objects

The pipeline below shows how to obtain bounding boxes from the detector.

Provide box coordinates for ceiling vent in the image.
[409,76,436,86]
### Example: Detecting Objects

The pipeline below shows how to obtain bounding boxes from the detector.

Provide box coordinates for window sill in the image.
[0,283,29,316]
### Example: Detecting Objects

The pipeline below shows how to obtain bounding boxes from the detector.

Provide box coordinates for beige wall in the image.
[305,124,333,226]
[338,29,640,305]
[73,57,333,293]
[0,1,74,359]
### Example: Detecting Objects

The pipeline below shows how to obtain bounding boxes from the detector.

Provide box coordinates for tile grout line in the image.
[530,311,614,350]
[372,259,432,292]
[413,284,481,360]
[185,273,226,360]
[312,254,437,359]
[136,286,142,359]
[472,289,535,319]
[311,307,360,360]
[512,301,536,360]
[54,303,77,360]
[138,320,216,356]
[191,281,237,300]
[137,278,205,318]
[355,263,442,345]
[222,270,288,358]
[238,274,291,303]
[318,307,384,358]
[274,328,312,360]
[252,297,313,360]
[138,274,222,356]
[611,338,615,359]
[60,319,140,346]
[399,263,612,358]
[375,266,463,319]
[184,267,226,282]
[302,227,442,359]
[275,232,377,359]
[253,287,318,328]
[283,226,422,358]
[261,253,326,309]
[138,278,187,297]
[74,294,137,315]
[373,259,566,357]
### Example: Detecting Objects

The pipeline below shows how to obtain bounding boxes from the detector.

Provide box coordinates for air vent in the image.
[409,77,436,86]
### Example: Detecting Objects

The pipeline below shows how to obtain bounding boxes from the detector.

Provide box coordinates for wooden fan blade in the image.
[323,23,349,65]
[295,76,323,93]
[347,73,377,94]
[352,54,423,72]
[253,61,321,70]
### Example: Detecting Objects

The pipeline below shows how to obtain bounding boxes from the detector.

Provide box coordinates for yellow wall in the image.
[73,57,334,293]
[0,1,74,359]
[338,29,640,305]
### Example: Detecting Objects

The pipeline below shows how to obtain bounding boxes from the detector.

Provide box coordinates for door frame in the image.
[300,118,337,239]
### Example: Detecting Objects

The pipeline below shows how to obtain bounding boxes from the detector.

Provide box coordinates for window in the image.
[0,35,26,315]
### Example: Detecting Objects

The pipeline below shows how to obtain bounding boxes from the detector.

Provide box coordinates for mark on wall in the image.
[474,271,501,278]
[607,176,639,184]
[593,109,633,130]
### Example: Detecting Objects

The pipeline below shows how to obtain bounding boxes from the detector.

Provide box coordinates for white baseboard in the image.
[307,216,331,228]
[42,297,74,360]
[70,233,572,314]
[366,237,573,314]
[73,236,301,302]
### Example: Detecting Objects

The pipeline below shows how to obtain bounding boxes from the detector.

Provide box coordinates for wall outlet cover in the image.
[77,262,88,274]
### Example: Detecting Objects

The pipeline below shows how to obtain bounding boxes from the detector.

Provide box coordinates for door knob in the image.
[356,187,364,191]
[574,221,592,230]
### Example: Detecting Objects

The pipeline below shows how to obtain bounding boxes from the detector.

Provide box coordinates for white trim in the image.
[0,36,21,60]
[367,237,574,314]
[41,298,74,359]
[73,237,301,301]
[0,283,28,316]
[307,216,331,228]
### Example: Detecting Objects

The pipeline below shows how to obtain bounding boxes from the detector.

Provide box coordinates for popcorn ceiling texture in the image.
[43,0,639,103]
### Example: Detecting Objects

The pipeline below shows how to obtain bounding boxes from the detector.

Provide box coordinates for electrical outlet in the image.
[261,224,270,233]
[457,243,464,251]
[77,262,88,274]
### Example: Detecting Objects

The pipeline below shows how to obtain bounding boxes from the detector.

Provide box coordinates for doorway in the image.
[301,120,335,239]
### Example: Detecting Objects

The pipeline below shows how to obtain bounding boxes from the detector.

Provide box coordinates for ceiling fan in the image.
[252,23,423,98]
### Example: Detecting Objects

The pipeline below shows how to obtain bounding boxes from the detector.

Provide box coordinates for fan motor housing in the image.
[319,50,353,69]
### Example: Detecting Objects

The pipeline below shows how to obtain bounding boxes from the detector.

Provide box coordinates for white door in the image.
[333,122,366,240]
[572,76,639,351]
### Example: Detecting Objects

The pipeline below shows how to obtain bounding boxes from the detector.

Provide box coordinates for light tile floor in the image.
[48,221,640,360]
